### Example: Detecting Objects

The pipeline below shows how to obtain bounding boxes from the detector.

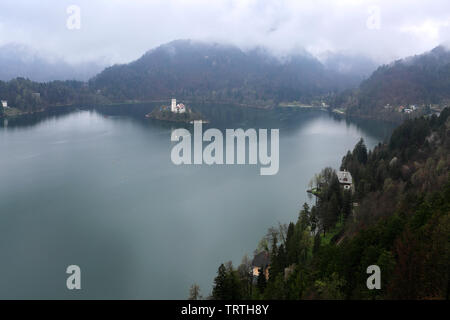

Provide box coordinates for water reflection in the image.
[1,103,395,142]
[0,104,395,299]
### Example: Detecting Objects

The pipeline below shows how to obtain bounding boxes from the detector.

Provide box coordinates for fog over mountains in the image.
[1,39,449,119]
[320,52,379,81]
[89,40,377,104]
[0,43,107,82]
[3,0,450,66]
[339,45,450,114]
[0,40,378,87]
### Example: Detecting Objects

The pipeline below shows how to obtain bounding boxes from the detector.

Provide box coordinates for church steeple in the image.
[171,98,177,112]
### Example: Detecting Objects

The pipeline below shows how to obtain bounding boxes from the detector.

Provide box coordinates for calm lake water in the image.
[0,104,394,299]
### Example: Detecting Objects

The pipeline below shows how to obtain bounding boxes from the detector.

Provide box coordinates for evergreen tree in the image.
[310,207,318,234]
[256,267,267,293]
[286,222,297,265]
[313,233,321,254]
[212,264,228,300]
[299,203,310,230]
[210,109,450,300]
[354,138,368,164]
[342,190,352,220]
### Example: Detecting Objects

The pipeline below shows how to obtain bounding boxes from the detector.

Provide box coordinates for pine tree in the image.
[256,267,267,293]
[299,203,310,230]
[342,190,352,220]
[354,138,368,164]
[212,264,228,299]
[286,222,297,265]
[310,207,318,234]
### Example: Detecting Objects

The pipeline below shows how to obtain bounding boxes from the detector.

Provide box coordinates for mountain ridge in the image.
[89,39,368,106]
[336,45,450,120]
[2,40,449,121]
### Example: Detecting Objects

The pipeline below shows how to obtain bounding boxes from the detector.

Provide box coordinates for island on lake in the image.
[145,99,208,123]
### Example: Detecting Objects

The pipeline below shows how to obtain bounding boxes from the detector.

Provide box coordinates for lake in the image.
[0,104,394,299]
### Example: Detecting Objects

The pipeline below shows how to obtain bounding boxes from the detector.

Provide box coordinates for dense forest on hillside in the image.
[333,46,450,121]
[90,40,362,107]
[0,77,108,115]
[209,108,450,300]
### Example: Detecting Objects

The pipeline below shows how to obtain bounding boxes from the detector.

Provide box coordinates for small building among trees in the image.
[337,170,353,191]
[251,251,270,280]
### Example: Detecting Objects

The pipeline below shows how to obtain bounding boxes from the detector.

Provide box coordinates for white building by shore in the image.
[1,100,8,108]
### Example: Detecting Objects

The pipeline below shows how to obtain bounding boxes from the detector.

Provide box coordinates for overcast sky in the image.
[1,0,449,65]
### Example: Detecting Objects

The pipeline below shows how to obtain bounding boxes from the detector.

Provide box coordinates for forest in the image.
[89,40,359,107]
[208,108,450,300]
[0,77,108,115]
[3,43,449,124]
[333,46,450,122]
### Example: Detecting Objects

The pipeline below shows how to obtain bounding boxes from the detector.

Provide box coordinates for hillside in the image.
[0,77,106,116]
[335,46,450,121]
[211,108,450,300]
[90,40,365,107]
[4,41,450,123]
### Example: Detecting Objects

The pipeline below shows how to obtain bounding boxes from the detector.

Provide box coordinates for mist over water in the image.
[0,106,393,299]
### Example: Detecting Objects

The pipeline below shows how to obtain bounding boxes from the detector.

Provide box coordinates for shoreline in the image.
[0,101,411,126]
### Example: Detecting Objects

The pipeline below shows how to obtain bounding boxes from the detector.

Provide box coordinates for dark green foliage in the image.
[0,77,103,113]
[313,168,343,235]
[212,109,450,299]
[256,268,267,294]
[342,191,352,220]
[212,264,228,299]
[354,138,368,164]
[212,263,242,300]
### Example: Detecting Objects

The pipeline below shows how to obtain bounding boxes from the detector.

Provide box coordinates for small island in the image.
[145,99,208,123]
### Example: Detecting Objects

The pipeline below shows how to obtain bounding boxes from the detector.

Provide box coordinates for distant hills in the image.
[2,40,450,120]
[338,45,450,118]
[89,40,369,106]
[0,43,106,82]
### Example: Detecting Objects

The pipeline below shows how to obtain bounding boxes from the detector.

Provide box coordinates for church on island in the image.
[145,98,207,123]
[171,98,186,113]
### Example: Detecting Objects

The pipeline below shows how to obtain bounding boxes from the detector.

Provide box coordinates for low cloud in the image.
[0,0,449,65]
